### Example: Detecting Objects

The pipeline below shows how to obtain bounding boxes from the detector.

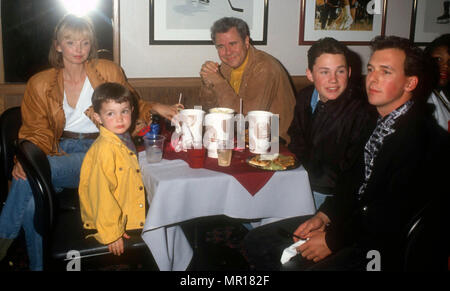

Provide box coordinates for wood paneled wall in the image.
[0,76,312,114]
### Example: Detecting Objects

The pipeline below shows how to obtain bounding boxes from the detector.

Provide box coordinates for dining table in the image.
[138,145,316,271]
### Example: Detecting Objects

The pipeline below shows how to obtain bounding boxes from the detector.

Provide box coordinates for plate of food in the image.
[246,154,299,171]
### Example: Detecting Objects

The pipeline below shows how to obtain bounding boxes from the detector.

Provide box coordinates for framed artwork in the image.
[410,0,450,46]
[149,0,268,45]
[299,0,387,45]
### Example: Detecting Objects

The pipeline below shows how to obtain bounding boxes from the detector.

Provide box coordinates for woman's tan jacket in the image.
[19,59,153,155]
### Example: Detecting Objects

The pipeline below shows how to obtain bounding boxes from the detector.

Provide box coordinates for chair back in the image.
[15,139,56,238]
[403,199,447,271]
[0,107,22,178]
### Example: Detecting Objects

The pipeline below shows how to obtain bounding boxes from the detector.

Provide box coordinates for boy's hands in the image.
[108,232,130,256]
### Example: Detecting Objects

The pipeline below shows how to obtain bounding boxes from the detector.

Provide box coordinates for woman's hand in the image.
[108,232,130,256]
[12,161,27,181]
[293,211,330,241]
[152,103,184,121]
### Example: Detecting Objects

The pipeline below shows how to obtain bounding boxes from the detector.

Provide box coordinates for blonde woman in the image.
[0,14,179,270]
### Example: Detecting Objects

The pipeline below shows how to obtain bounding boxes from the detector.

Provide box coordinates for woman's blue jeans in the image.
[0,138,94,270]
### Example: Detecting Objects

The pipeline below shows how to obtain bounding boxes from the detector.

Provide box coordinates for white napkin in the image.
[280,239,308,264]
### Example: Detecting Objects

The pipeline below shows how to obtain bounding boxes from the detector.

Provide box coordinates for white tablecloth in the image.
[138,152,315,271]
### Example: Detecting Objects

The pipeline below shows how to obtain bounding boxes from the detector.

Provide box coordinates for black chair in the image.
[15,139,156,270]
[403,198,448,271]
[0,106,22,207]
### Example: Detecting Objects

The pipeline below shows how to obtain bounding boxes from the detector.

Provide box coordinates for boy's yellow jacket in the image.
[79,126,146,245]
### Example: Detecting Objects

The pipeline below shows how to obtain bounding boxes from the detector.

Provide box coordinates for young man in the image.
[288,37,376,209]
[199,17,296,144]
[244,36,449,271]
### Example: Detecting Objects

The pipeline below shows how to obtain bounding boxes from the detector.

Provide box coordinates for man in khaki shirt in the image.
[199,17,296,144]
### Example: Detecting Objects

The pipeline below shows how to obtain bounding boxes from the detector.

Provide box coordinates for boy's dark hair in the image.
[210,17,250,44]
[92,82,135,113]
[370,35,430,101]
[307,37,349,71]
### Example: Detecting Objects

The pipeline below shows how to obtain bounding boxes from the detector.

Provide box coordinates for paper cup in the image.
[203,112,234,158]
[179,109,205,150]
[209,107,235,114]
[248,110,273,154]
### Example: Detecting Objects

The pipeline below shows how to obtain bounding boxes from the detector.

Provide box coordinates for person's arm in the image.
[19,77,56,155]
[87,60,181,125]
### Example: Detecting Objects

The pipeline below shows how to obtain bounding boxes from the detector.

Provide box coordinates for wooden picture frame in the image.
[409,0,449,46]
[150,0,268,45]
[299,0,387,45]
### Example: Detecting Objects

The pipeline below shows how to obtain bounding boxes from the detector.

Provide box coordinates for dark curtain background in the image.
[1,0,113,82]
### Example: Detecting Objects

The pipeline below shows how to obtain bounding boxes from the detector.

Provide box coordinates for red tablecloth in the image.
[163,147,294,196]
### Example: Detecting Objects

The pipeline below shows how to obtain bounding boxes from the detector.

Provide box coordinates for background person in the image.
[424,34,450,132]
[199,17,296,144]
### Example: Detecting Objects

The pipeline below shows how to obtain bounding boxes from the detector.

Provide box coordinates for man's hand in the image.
[12,161,27,181]
[296,230,331,263]
[293,211,330,241]
[108,232,130,256]
[200,61,223,85]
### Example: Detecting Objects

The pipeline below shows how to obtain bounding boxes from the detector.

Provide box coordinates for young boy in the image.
[79,82,146,256]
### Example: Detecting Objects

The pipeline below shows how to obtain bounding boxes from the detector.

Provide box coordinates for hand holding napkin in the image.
[280,239,308,264]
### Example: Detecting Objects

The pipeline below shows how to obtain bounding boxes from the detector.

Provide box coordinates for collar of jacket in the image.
[315,86,355,118]
[98,126,130,148]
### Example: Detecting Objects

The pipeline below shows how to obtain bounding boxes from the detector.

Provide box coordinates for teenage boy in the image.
[288,37,376,209]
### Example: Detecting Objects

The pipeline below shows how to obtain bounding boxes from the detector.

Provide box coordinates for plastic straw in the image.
[178,93,183,104]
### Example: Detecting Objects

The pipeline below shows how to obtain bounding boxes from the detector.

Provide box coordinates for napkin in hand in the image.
[280,239,308,264]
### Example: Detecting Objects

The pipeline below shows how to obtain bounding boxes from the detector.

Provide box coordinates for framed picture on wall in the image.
[410,0,450,46]
[299,0,387,45]
[149,0,268,45]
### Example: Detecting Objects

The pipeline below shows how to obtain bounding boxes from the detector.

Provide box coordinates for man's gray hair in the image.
[210,17,250,44]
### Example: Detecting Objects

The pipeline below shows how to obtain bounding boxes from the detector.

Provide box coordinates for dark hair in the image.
[92,82,135,113]
[210,17,250,44]
[307,37,349,71]
[370,35,430,100]
[424,34,450,56]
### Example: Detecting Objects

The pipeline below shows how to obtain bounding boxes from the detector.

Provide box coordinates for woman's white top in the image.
[428,89,450,132]
[63,77,99,133]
